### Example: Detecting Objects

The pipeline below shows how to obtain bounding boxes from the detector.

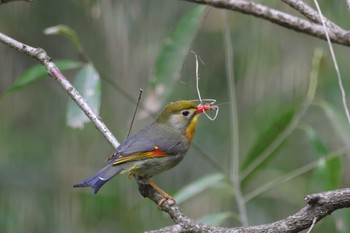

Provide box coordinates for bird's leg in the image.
[144,178,175,206]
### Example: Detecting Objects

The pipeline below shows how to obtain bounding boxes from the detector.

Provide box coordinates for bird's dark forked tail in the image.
[73,163,124,194]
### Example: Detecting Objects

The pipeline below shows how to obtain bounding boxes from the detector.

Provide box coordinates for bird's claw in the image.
[158,195,176,209]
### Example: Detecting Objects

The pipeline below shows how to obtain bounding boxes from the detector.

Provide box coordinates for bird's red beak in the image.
[196,104,212,114]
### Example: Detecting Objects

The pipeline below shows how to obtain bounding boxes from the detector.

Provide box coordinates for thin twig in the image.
[126,88,143,139]
[312,0,350,127]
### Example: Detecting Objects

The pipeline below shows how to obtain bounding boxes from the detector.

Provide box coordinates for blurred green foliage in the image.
[1,60,82,98]
[0,0,350,232]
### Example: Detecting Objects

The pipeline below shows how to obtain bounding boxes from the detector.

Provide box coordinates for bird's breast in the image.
[126,151,186,177]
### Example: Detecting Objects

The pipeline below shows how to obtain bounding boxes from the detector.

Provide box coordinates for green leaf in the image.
[324,155,342,190]
[301,125,342,191]
[66,64,101,129]
[44,25,83,53]
[153,5,205,88]
[197,212,232,226]
[143,6,206,113]
[173,173,224,204]
[241,107,296,181]
[1,60,82,98]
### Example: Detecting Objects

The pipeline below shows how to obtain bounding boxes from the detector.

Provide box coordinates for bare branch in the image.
[181,0,350,46]
[145,188,350,233]
[0,32,120,149]
[282,0,320,24]
[281,0,343,31]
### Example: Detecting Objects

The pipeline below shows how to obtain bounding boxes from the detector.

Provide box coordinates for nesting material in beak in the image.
[196,104,212,114]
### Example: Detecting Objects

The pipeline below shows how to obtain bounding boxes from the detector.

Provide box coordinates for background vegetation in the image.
[0,0,349,232]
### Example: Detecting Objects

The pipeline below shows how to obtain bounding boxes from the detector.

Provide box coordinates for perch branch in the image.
[0,32,120,149]
[181,0,350,46]
[145,188,350,233]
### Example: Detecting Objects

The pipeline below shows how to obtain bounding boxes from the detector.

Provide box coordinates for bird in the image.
[73,100,212,205]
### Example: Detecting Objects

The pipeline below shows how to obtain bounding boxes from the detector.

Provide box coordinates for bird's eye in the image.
[181,110,190,117]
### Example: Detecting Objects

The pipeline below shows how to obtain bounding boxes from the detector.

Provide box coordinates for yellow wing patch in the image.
[113,148,167,166]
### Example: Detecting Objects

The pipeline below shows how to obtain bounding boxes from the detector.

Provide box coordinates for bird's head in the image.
[156,100,212,140]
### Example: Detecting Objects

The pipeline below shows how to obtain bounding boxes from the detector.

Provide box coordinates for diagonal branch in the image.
[181,0,350,46]
[0,32,120,149]
[282,0,321,24]
[281,0,343,31]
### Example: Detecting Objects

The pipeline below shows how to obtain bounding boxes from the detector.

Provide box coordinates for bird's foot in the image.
[158,194,176,208]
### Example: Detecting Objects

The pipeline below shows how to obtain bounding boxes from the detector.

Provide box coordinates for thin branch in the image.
[281,0,342,31]
[0,32,120,149]
[282,0,320,24]
[126,88,143,139]
[312,0,350,127]
[181,0,350,46]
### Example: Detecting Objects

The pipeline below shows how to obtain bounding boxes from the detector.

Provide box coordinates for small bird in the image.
[74,100,212,205]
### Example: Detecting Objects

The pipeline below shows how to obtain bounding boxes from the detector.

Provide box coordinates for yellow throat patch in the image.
[185,115,199,141]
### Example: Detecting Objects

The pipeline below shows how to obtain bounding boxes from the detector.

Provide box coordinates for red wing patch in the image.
[112,147,167,166]
[146,149,166,157]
